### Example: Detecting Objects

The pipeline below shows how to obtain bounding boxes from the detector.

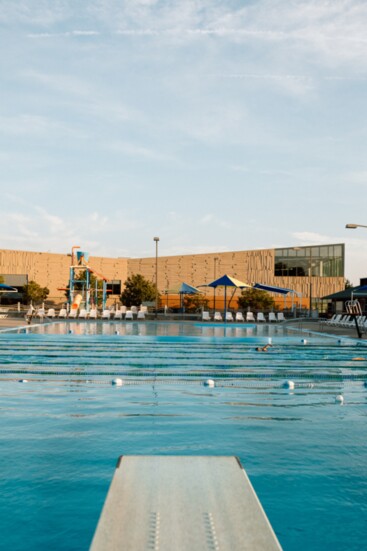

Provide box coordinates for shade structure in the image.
[178,282,202,295]
[253,282,301,311]
[352,285,367,297]
[0,284,17,293]
[253,283,293,295]
[178,282,202,312]
[205,274,251,321]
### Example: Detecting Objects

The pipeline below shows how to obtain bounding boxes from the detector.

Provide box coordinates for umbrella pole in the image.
[224,286,227,323]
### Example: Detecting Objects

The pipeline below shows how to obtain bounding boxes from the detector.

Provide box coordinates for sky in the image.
[0,0,367,284]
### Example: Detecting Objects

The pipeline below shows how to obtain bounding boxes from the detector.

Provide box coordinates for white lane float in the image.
[282,380,295,390]
[112,378,124,386]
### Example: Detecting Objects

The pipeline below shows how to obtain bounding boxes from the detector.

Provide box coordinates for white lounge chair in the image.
[120,306,127,314]
[277,312,285,322]
[246,312,255,322]
[79,309,88,319]
[202,311,211,321]
[268,312,277,323]
[114,310,123,320]
[89,308,98,319]
[225,312,234,322]
[131,306,138,314]
[125,310,134,320]
[257,312,266,323]
[46,308,56,318]
[58,308,67,318]
[137,311,145,320]
[235,312,244,322]
[140,305,148,313]
[68,309,78,319]
[36,308,45,318]
[101,310,111,319]
[214,312,222,322]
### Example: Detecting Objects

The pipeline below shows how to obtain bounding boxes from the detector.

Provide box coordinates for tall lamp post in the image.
[153,237,160,319]
[346,223,367,230]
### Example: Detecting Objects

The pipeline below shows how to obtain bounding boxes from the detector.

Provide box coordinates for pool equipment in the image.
[112,378,124,386]
[204,379,215,387]
[283,380,295,389]
[335,395,344,404]
[68,249,110,314]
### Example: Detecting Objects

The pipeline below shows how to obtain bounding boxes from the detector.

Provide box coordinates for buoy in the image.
[112,378,124,386]
[301,339,307,344]
[18,379,28,383]
[283,380,295,389]
[204,379,215,388]
[335,394,344,404]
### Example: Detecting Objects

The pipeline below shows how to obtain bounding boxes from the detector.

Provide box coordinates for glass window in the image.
[274,244,344,277]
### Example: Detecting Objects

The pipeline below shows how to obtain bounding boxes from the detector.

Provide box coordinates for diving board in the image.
[91,456,282,551]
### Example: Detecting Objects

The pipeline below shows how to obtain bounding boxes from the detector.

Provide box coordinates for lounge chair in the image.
[235,312,244,322]
[131,306,138,314]
[36,308,45,318]
[79,309,88,319]
[114,310,123,320]
[89,308,98,319]
[246,312,255,322]
[101,310,111,320]
[137,311,145,320]
[277,312,285,322]
[202,311,211,321]
[214,312,222,322]
[58,308,67,318]
[257,312,266,323]
[268,312,277,323]
[68,309,78,319]
[140,306,148,313]
[225,312,234,322]
[125,310,134,320]
[46,308,56,318]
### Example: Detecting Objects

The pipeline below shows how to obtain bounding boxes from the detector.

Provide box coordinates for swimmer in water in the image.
[256,344,272,352]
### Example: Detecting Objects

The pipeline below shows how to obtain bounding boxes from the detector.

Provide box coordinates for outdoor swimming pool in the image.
[0,321,366,550]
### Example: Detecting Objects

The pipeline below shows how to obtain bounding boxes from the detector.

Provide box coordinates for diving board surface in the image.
[91,455,282,551]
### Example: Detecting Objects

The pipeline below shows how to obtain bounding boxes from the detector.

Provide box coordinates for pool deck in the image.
[0,316,366,340]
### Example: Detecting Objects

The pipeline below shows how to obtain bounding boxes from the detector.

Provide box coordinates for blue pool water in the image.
[0,321,367,550]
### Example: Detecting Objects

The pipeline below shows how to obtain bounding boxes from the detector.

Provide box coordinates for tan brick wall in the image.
[0,247,344,307]
[0,249,128,303]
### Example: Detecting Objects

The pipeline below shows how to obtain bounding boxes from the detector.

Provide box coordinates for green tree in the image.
[345,279,354,289]
[121,274,158,307]
[183,294,209,312]
[237,288,275,311]
[23,280,50,304]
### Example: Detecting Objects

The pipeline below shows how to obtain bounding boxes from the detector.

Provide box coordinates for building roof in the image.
[322,286,367,300]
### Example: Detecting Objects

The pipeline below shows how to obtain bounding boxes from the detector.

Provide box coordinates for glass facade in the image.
[274,244,344,278]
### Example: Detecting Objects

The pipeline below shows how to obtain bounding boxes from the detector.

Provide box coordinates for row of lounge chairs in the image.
[322,314,367,329]
[202,311,286,322]
[28,306,147,320]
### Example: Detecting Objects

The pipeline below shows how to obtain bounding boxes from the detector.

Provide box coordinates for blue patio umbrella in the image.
[205,274,251,321]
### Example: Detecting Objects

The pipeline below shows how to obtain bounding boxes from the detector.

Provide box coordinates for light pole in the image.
[213,257,219,311]
[153,237,159,319]
[346,223,367,230]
